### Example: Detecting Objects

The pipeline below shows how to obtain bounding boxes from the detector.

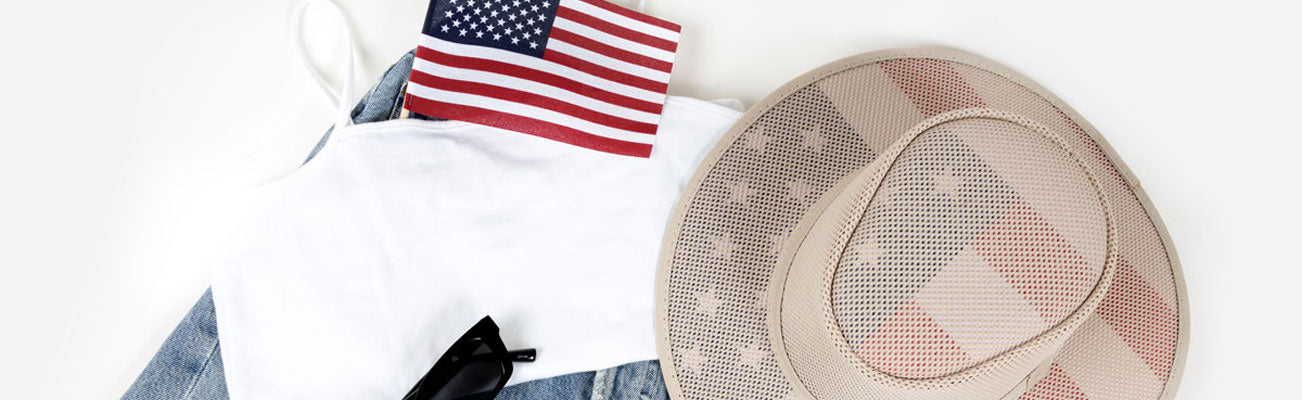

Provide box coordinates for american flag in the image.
[404,0,681,157]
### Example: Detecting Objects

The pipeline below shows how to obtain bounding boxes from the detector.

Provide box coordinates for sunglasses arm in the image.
[507,348,537,362]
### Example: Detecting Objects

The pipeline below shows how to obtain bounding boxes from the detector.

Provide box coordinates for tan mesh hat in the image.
[655,48,1188,400]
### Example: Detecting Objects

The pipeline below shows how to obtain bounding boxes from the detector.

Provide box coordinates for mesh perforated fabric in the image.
[656,49,1186,400]
[774,109,1118,400]
[832,117,1109,380]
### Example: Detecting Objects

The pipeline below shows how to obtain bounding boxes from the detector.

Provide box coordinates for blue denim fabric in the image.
[122,49,668,400]
[498,360,668,400]
[122,289,227,400]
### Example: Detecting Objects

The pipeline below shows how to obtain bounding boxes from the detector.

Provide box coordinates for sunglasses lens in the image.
[430,342,506,400]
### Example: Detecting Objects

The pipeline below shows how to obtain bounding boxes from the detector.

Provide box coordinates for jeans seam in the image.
[647,362,664,400]
[179,339,221,400]
[590,366,616,400]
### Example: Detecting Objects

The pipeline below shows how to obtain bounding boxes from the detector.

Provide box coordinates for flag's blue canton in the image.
[422,0,561,58]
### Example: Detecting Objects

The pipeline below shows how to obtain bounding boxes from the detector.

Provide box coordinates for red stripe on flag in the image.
[555,6,678,53]
[404,94,654,158]
[548,27,674,73]
[409,69,658,135]
[542,49,668,93]
[573,0,681,32]
[416,46,664,115]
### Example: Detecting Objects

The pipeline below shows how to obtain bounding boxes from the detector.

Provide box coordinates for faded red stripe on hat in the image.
[974,202,1099,323]
[880,58,985,117]
[1098,256,1180,380]
[1019,363,1090,400]
[1055,110,1128,186]
[861,301,970,379]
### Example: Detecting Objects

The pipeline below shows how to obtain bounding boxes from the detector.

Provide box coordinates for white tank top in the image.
[211,4,741,398]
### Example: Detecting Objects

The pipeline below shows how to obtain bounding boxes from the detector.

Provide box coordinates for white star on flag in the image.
[407,0,682,157]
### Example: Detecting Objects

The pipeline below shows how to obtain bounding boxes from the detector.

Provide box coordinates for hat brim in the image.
[654,48,1188,400]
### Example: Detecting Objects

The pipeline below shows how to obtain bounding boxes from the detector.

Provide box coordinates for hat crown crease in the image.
[774,108,1121,400]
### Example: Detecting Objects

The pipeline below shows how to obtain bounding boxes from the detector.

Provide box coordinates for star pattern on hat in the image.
[709,234,735,260]
[727,180,755,204]
[745,287,769,311]
[787,180,813,202]
[737,339,769,369]
[800,127,826,150]
[768,233,787,255]
[678,345,704,375]
[854,237,886,267]
[693,286,723,316]
[931,166,965,197]
[743,129,772,152]
[661,56,1186,400]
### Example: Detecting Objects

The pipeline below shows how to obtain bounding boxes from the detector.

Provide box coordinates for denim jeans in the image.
[121,50,669,400]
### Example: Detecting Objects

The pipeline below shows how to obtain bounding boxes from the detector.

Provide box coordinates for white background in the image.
[0,0,1298,398]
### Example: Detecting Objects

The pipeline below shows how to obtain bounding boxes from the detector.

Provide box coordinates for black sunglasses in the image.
[401,316,537,400]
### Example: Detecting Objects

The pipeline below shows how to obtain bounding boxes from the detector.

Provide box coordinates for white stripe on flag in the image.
[551,17,676,62]
[412,58,661,124]
[419,35,665,104]
[407,82,657,145]
[545,39,671,82]
[559,0,680,42]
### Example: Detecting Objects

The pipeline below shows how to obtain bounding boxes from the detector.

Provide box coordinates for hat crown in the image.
[775,109,1117,400]
[832,117,1110,379]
